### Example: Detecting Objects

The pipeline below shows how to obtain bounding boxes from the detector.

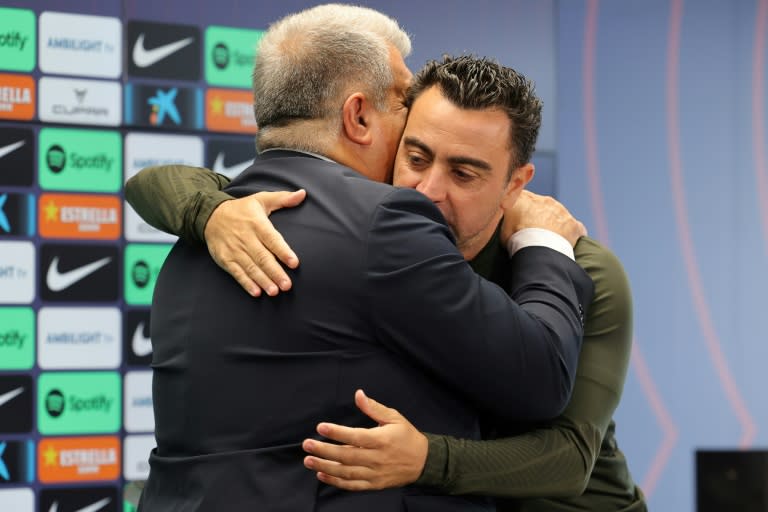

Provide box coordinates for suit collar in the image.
[259,148,333,163]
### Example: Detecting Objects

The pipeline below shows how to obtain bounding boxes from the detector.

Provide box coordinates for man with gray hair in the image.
[137,4,592,511]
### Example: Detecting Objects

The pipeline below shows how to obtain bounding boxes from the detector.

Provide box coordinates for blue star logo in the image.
[0,441,9,481]
[148,88,181,126]
[0,194,10,233]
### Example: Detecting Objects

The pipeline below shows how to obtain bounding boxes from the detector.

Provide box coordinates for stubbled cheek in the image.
[437,205,452,223]
[392,170,415,188]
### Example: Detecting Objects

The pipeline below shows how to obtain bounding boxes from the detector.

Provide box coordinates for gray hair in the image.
[253,3,411,153]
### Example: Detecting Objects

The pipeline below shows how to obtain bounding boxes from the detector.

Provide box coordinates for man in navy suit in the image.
[135,4,593,512]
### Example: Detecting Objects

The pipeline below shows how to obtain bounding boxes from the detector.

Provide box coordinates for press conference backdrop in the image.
[0,1,557,510]
[0,1,764,511]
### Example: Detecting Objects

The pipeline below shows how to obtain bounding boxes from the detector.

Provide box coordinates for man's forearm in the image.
[125,165,233,242]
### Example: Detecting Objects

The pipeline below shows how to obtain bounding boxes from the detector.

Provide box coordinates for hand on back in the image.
[501,190,587,247]
[204,189,306,296]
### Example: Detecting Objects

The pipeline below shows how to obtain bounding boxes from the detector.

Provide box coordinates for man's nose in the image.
[415,171,447,203]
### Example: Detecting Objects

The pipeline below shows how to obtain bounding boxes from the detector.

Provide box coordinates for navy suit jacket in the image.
[139,150,594,512]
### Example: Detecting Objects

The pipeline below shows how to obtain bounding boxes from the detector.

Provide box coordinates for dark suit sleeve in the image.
[125,164,233,243]
[416,238,634,499]
[366,188,594,422]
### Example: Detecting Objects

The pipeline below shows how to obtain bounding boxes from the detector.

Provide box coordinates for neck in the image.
[459,213,503,261]
[257,119,334,155]
[325,140,386,183]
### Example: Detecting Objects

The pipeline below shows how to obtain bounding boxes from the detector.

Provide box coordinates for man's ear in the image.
[341,92,373,146]
[503,163,535,206]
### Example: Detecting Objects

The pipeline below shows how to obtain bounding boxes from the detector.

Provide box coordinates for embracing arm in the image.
[367,189,594,422]
[125,165,233,243]
[417,237,633,497]
[125,164,305,296]
[303,238,631,496]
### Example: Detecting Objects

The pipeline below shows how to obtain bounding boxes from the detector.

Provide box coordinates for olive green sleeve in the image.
[124,165,234,243]
[416,237,633,498]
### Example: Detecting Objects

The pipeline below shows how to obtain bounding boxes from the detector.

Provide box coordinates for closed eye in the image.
[453,168,477,182]
[407,153,429,168]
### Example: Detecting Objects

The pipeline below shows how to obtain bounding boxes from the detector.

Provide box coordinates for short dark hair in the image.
[405,55,542,170]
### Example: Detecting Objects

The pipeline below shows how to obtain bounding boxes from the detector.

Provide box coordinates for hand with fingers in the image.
[501,190,587,247]
[302,390,428,490]
[203,189,306,297]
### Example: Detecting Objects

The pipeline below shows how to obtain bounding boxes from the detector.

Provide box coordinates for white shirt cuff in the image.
[506,228,575,260]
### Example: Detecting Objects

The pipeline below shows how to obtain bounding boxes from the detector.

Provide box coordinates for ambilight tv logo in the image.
[39,128,122,193]
[37,372,121,435]
[0,7,35,72]
[39,11,122,79]
[38,306,121,370]
[0,241,35,304]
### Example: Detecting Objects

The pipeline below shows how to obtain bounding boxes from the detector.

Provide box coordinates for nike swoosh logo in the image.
[46,256,112,292]
[0,140,25,160]
[133,34,194,68]
[49,497,111,512]
[132,322,153,357]
[213,152,252,179]
[0,387,24,408]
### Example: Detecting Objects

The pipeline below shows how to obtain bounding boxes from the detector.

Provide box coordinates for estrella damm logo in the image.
[0,307,34,370]
[39,193,121,240]
[37,372,121,435]
[204,26,263,88]
[0,7,35,72]
[205,88,256,134]
[38,127,122,192]
[38,436,120,483]
[124,243,173,305]
[0,73,35,120]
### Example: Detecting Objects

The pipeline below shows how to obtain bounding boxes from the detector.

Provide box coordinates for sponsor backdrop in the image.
[0,1,268,510]
[0,1,560,510]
